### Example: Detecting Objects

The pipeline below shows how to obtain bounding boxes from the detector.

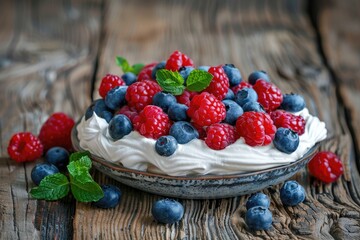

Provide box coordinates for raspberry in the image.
[165,50,194,71]
[116,105,138,122]
[7,132,43,162]
[125,80,162,112]
[205,123,239,150]
[187,92,226,127]
[236,112,276,146]
[191,122,207,140]
[270,110,306,135]
[99,74,125,98]
[133,105,172,139]
[137,62,157,82]
[308,151,343,183]
[231,81,252,94]
[38,112,75,151]
[176,90,198,107]
[253,80,283,112]
[203,66,229,100]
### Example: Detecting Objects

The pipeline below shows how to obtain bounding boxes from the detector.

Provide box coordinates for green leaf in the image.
[131,63,145,75]
[186,70,213,92]
[30,173,70,201]
[67,156,92,177]
[69,151,91,163]
[156,69,185,95]
[115,56,132,73]
[70,175,104,202]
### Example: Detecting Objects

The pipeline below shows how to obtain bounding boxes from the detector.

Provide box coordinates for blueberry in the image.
[222,100,243,125]
[101,111,114,123]
[45,147,69,169]
[169,121,199,144]
[155,136,178,156]
[248,70,270,85]
[222,64,242,87]
[280,93,306,112]
[108,114,133,140]
[105,86,128,110]
[280,180,306,206]
[246,192,270,210]
[152,92,177,112]
[197,66,210,72]
[179,66,195,82]
[93,184,122,209]
[168,103,189,122]
[242,101,265,113]
[121,72,137,86]
[152,199,184,224]
[224,88,235,101]
[151,61,166,79]
[31,163,59,185]
[235,88,258,107]
[87,99,114,123]
[273,128,299,154]
[245,206,272,231]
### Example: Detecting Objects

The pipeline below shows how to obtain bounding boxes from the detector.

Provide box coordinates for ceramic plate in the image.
[71,124,319,199]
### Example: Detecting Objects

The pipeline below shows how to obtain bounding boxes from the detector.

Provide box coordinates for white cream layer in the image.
[76,108,327,176]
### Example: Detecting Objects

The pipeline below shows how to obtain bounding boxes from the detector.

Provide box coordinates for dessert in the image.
[76,51,327,177]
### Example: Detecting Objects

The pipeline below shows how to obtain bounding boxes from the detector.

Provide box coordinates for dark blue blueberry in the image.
[248,70,270,85]
[169,121,199,144]
[93,184,122,209]
[280,93,306,112]
[87,99,114,122]
[168,103,189,122]
[121,72,137,86]
[105,86,128,110]
[235,88,258,107]
[179,66,195,83]
[273,128,299,154]
[242,101,265,113]
[280,180,306,206]
[246,192,270,210]
[222,100,243,125]
[245,206,272,231]
[224,88,235,101]
[155,136,178,156]
[151,61,166,79]
[152,199,184,224]
[101,111,114,123]
[108,114,133,140]
[152,92,177,113]
[222,64,242,87]
[31,163,59,185]
[45,147,69,169]
[85,105,94,120]
[197,66,210,72]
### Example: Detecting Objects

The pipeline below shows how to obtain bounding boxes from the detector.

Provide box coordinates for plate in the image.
[71,124,319,199]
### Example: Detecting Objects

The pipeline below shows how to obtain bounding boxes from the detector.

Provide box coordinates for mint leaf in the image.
[115,56,132,73]
[67,156,92,177]
[131,63,145,75]
[69,151,90,163]
[156,69,185,95]
[70,175,104,202]
[30,173,70,201]
[186,70,213,92]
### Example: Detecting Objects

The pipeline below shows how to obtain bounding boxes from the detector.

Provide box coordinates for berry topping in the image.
[248,70,270,85]
[152,199,184,224]
[45,147,69,169]
[99,74,125,98]
[93,185,122,209]
[273,128,299,154]
[245,206,273,231]
[246,192,270,210]
[242,101,265,113]
[280,93,306,112]
[165,50,194,71]
[222,100,243,126]
[169,121,199,144]
[235,87,258,107]
[105,86,128,110]
[38,112,75,151]
[152,92,177,112]
[176,90,198,107]
[280,180,306,206]
[133,105,171,139]
[155,135,178,156]
[187,92,226,127]
[116,105,138,122]
[222,64,242,87]
[308,151,343,183]
[121,72,137,86]
[108,114,133,140]
[253,80,283,112]
[137,62,157,81]
[168,103,189,122]
[236,112,276,146]
[205,123,238,150]
[31,163,59,185]
[125,80,162,112]
[231,81,253,94]
[203,66,229,100]
[270,110,306,135]
[7,132,44,163]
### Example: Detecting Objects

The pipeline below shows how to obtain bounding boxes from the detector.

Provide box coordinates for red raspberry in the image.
[132,105,172,139]
[236,112,276,146]
[7,132,43,162]
[205,123,239,150]
[308,151,343,183]
[99,74,125,98]
[253,80,283,112]
[165,50,194,71]
[191,122,207,140]
[137,62,157,82]
[187,92,226,127]
[38,112,75,151]
[125,80,162,112]
[116,105,138,122]
[270,110,306,135]
[231,81,253,94]
[203,66,229,100]
[176,90,198,107]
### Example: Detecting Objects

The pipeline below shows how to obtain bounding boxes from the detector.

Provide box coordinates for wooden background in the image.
[1,0,360,239]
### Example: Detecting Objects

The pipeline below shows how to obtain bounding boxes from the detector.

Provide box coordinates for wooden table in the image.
[1,0,360,239]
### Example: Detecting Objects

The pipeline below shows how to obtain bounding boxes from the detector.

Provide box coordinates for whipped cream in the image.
[76,109,327,176]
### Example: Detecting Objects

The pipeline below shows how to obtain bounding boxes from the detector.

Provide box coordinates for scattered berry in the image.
[105,86,128,110]
[109,114,133,140]
[231,81,253,94]
[93,184,122,209]
[280,180,306,206]
[270,110,305,135]
[308,151,343,183]
[165,50,194,71]
[236,112,276,146]
[245,206,272,231]
[7,132,44,163]
[253,80,283,112]
[45,147,69,169]
[248,70,270,85]
[116,105,138,122]
[151,61,166,79]
[203,66,229,100]
[223,88,235,101]
[125,80,162,112]
[246,193,270,210]
[137,62,157,81]
[98,74,125,98]
[273,128,299,154]
[222,64,242,87]
[179,66,195,82]
[31,163,59,185]
[280,93,306,112]
[169,121,199,144]
[121,72,137,86]
[168,103,189,122]
[235,87,258,107]
[155,135,178,156]
[242,101,265,113]
[176,90,198,107]
[205,123,238,150]
[152,199,184,224]
[152,92,177,112]
[222,100,243,125]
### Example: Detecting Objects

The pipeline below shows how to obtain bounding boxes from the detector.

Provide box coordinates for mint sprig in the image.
[186,70,213,92]
[30,151,104,202]
[115,56,144,75]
